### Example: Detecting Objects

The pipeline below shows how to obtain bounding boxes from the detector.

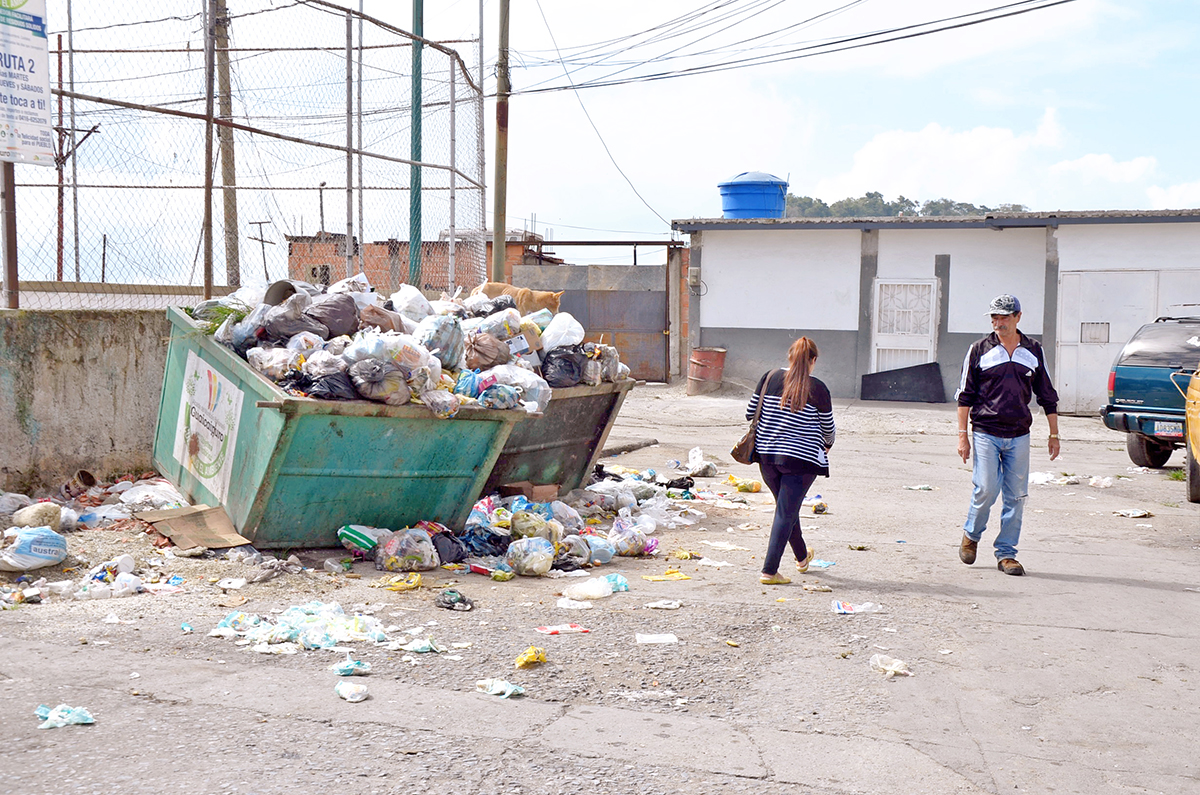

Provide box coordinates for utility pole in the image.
[408,1,424,287]
[491,0,510,283]
[216,0,240,287]
[248,220,274,282]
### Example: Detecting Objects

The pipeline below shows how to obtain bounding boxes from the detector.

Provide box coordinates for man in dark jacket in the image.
[955,294,1060,576]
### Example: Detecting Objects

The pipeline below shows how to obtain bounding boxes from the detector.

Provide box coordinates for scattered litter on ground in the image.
[1114,509,1154,518]
[809,559,836,569]
[869,653,913,678]
[696,558,731,568]
[644,600,682,610]
[641,569,691,582]
[35,704,95,729]
[832,600,883,614]
[514,645,547,668]
[535,623,589,634]
[476,678,524,698]
[903,485,935,491]
[433,588,474,611]
[848,545,869,551]
[556,597,593,609]
[636,633,678,644]
[700,540,750,552]
[330,654,371,676]
[334,681,369,702]
[802,583,833,593]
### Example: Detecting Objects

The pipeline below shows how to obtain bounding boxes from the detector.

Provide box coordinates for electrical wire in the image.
[512,0,1079,96]
[534,1,669,229]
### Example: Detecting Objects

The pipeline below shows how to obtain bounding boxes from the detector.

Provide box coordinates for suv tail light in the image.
[1108,369,1115,399]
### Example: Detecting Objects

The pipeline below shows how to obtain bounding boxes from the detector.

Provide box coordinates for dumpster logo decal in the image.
[173,351,244,502]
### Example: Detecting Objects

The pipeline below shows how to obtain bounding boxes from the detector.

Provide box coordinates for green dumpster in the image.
[482,379,636,496]
[152,307,528,549]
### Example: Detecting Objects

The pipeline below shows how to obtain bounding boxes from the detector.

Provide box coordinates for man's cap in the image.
[987,294,1021,315]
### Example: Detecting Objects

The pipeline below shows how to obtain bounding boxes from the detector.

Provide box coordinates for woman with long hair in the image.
[745,337,836,585]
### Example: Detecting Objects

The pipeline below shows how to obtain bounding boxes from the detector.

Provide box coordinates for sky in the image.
[356,0,1200,264]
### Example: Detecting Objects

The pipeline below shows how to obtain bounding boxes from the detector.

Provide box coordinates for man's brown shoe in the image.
[959,536,977,565]
[997,558,1025,576]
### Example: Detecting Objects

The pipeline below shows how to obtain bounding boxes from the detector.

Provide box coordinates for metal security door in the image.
[872,279,938,372]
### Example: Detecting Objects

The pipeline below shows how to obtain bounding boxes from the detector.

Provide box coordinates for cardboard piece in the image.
[498,481,559,502]
[136,505,250,550]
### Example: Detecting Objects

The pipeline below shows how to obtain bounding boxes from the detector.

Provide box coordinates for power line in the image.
[534,1,669,229]
[512,0,1079,96]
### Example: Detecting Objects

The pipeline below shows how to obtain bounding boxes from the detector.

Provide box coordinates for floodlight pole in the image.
[490,0,509,283]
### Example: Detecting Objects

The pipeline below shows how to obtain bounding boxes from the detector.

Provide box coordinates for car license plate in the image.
[1154,421,1183,438]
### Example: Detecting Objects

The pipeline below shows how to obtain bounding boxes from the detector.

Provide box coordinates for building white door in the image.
[872,279,939,372]
[1056,269,1200,414]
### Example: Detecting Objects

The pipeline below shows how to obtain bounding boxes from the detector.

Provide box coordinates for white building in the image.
[672,210,1200,414]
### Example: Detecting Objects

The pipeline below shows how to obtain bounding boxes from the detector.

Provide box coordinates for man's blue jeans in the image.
[963,431,1030,561]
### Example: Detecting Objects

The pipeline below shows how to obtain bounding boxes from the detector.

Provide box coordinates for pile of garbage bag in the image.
[190,275,632,419]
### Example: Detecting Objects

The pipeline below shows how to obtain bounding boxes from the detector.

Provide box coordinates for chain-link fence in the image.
[15,0,486,309]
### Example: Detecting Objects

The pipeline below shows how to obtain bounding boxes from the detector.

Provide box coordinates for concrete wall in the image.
[691,224,1057,402]
[700,230,861,330]
[0,310,169,492]
[877,227,1047,335]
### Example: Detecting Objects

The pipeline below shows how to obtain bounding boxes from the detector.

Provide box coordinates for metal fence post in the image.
[344,11,354,280]
[2,163,17,309]
[449,61,456,289]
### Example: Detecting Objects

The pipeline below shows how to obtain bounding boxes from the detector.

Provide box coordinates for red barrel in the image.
[687,347,727,396]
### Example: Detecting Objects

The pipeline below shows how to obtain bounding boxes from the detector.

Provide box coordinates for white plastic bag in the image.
[303,349,348,377]
[540,312,585,351]
[0,526,68,571]
[286,331,325,356]
[562,576,614,600]
[390,285,433,322]
[119,482,189,511]
[247,347,302,381]
[483,364,552,412]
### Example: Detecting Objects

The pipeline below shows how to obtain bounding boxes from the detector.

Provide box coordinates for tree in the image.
[786,194,832,217]
[783,192,1027,218]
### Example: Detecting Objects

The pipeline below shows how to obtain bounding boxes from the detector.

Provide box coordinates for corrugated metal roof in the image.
[672,208,1200,232]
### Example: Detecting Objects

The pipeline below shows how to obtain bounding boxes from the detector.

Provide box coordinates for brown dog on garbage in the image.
[471,282,563,316]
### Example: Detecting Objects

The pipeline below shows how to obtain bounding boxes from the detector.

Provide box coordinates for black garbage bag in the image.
[308,371,359,401]
[304,293,360,338]
[542,345,586,388]
[263,293,330,342]
[665,475,695,491]
[469,294,518,318]
[276,370,313,395]
[432,532,468,565]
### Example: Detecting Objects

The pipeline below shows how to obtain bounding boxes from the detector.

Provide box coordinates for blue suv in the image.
[1100,317,1200,468]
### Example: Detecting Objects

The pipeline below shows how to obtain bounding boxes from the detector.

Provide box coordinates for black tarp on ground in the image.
[861,362,946,403]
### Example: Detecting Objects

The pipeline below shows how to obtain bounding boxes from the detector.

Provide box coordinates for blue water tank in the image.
[718,171,788,219]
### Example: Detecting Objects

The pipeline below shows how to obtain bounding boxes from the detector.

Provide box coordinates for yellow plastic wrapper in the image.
[641,569,691,582]
[368,573,423,591]
[726,475,762,493]
[514,645,547,669]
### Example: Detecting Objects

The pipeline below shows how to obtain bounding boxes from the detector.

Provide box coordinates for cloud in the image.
[1049,153,1156,183]
[810,109,1062,204]
[1147,181,1200,210]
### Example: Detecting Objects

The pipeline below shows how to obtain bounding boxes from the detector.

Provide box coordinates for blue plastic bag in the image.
[454,369,485,399]
[478,383,521,410]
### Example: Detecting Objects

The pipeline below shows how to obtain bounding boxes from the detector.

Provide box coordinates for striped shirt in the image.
[746,369,836,476]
